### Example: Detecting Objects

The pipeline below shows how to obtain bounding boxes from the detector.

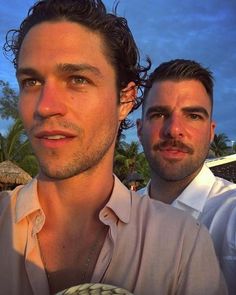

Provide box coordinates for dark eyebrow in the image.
[16,63,103,79]
[16,68,42,79]
[57,63,103,77]
[145,106,169,118]
[183,106,210,118]
[145,105,210,119]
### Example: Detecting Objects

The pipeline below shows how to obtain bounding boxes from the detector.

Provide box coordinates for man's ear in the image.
[136,118,143,143]
[210,120,216,143]
[119,82,137,121]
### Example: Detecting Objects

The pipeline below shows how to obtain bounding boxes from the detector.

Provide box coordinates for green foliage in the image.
[136,152,150,184]
[0,119,39,177]
[210,133,230,157]
[114,140,150,188]
[0,80,19,120]
[0,80,38,176]
[20,155,39,177]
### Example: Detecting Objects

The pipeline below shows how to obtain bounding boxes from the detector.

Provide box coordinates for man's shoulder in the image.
[211,176,236,196]
[0,185,23,214]
[201,193,236,225]
[200,177,236,229]
[204,177,236,211]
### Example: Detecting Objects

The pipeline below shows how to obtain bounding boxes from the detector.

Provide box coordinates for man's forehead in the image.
[143,79,212,114]
[18,20,114,74]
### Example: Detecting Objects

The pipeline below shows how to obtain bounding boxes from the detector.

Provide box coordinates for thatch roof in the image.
[205,153,236,183]
[0,160,32,185]
[126,171,144,183]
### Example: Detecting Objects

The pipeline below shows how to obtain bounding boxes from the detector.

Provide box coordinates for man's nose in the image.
[35,82,67,119]
[163,114,185,138]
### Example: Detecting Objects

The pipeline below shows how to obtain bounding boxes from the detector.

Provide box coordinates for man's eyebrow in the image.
[144,105,210,119]
[183,106,210,118]
[16,67,42,79]
[16,63,103,79]
[57,63,103,77]
[145,105,169,117]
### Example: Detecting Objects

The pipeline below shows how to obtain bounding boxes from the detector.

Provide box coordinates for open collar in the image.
[104,175,132,224]
[15,178,41,223]
[173,165,216,213]
[15,175,132,225]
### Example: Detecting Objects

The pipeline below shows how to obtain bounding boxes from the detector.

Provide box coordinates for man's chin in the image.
[152,162,195,182]
[37,165,79,181]
[160,174,189,182]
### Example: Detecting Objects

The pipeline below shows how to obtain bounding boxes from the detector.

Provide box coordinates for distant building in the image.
[205,154,236,183]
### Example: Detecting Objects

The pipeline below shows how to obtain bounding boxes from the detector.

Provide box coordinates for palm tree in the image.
[114,141,139,180]
[0,119,38,176]
[0,80,19,120]
[114,141,150,188]
[210,133,230,157]
[136,152,150,184]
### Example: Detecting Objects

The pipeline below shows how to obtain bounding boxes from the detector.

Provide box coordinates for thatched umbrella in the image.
[126,171,144,191]
[0,161,32,188]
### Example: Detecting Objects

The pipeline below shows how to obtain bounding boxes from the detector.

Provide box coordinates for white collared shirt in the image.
[138,164,236,219]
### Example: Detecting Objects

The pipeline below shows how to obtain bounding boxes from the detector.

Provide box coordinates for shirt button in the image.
[36,214,43,225]
[33,214,44,232]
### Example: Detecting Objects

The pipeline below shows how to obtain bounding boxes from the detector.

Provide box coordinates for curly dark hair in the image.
[3,0,151,137]
[143,59,214,115]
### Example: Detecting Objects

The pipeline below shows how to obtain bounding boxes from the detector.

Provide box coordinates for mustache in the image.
[153,140,194,154]
[28,119,82,134]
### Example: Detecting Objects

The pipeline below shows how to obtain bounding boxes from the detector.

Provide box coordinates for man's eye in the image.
[20,79,41,89]
[188,113,202,120]
[70,76,88,85]
[149,113,166,119]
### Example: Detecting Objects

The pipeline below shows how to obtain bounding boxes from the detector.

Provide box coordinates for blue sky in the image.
[0,0,236,144]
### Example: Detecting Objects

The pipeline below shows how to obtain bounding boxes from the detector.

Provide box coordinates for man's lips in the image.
[34,130,76,139]
[33,130,76,148]
[160,147,188,153]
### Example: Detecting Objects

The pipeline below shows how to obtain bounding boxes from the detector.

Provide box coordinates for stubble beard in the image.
[35,129,117,181]
[150,156,204,182]
[148,147,209,182]
[38,143,114,180]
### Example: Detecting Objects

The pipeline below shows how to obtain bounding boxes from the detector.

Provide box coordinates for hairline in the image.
[17,19,122,100]
[142,77,213,118]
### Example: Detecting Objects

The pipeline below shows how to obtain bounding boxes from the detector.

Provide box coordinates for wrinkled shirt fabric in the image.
[0,175,227,295]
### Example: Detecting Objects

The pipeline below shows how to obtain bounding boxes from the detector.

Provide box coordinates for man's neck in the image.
[36,169,112,294]
[149,173,197,205]
[37,166,114,227]
[35,156,115,293]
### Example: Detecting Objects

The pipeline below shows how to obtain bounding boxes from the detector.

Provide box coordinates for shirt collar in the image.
[173,165,216,213]
[15,175,132,224]
[15,178,41,223]
[104,175,131,224]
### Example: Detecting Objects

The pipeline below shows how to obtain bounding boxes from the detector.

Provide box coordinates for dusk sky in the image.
[1,0,236,144]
